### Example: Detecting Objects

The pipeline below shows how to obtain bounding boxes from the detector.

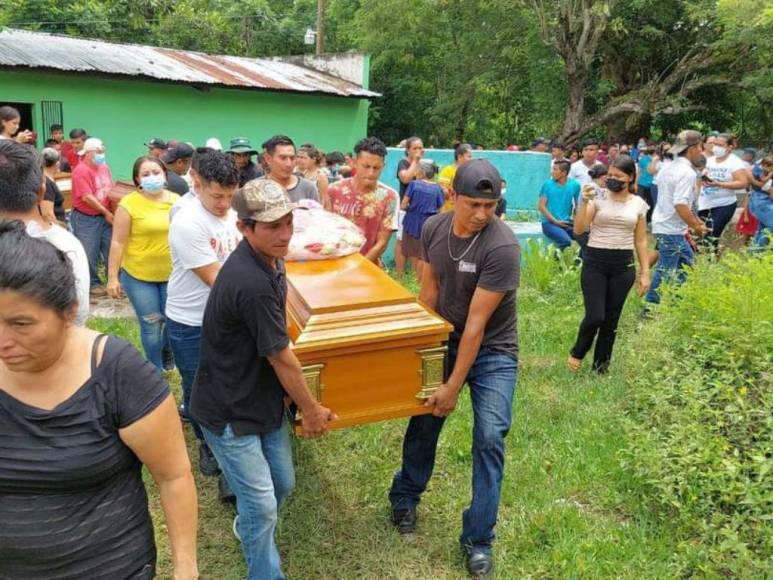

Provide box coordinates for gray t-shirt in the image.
[255,176,319,204]
[421,212,520,358]
[288,176,320,203]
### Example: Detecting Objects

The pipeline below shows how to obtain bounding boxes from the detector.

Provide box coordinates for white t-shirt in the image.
[26,221,90,326]
[699,154,746,211]
[169,190,198,221]
[652,158,672,186]
[652,157,698,235]
[165,197,241,326]
[568,160,601,186]
[587,194,649,250]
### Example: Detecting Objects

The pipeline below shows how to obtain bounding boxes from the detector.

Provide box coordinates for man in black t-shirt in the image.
[191,178,335,580]
[389,159,520,579]
[162,142,193,195]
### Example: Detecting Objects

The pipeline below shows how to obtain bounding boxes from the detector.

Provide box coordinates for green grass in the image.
[88,254,721,579]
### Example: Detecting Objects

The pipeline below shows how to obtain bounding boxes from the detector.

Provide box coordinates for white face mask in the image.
[713,145,728,158]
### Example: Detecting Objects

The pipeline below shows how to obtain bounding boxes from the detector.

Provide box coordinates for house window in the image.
[41,100,64,140]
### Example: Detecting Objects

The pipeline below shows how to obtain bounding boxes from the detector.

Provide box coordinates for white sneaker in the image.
[232,515,241,542]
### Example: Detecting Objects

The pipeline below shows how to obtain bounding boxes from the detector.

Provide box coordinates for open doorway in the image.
[0,101,35,140]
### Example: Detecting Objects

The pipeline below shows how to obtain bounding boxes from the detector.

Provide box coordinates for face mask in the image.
[92,153,106,165]
[140,174,165,193]
[606,177,627,193]
[713,146,727,158]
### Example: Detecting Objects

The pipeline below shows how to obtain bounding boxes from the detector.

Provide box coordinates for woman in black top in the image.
[41,147,66,224]
[0,220,198,579]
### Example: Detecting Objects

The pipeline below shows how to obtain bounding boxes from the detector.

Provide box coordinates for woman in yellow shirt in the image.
[107,156,179,369]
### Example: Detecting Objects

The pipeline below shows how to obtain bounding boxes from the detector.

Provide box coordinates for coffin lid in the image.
[286,253,451,355]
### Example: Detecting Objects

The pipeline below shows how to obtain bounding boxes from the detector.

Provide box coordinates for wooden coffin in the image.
[286,253,452,432]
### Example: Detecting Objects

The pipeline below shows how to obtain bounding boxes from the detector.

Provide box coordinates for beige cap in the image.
[671,130,703,155]
[232,178,295,223]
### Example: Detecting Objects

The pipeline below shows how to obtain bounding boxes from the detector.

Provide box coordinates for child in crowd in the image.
[401,159,444,279]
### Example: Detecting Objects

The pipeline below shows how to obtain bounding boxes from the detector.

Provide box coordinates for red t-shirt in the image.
[60,142,80,170]
[325,178,398,255]
[71,161,113,216]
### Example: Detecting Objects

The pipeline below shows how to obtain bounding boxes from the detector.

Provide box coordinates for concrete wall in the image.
[381,148,551,219]
[1,68,370,180]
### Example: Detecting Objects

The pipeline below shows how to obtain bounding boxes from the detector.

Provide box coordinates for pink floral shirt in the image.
[326,178,398,255]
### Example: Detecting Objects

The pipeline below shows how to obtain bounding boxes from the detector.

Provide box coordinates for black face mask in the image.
[606,177,627,193]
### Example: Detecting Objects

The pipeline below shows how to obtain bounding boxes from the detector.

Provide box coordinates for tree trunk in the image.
[559,67,587,149]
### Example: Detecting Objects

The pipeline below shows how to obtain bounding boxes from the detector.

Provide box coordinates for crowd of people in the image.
[538,133,772,371]
[0,100,771,580]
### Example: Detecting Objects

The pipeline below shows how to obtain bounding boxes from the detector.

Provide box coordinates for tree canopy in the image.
[3,0,771,148]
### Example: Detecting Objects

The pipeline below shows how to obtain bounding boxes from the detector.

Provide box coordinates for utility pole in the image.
[316,0,325,55]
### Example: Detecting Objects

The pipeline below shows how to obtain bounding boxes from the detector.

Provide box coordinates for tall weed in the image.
[520,238,580,298]
[619,252,773,576]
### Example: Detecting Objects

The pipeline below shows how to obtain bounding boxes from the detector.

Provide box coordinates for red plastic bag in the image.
[735,208,760,236]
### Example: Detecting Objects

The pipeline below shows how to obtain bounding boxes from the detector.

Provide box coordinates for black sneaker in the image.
[218,474,236,504]
[391,508,417,536]
[198,443,220,477]
[462,544,494,578]
[178,403,189,423]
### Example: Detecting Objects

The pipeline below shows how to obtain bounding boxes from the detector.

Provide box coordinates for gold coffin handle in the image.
[295,363,325,421]
[416,346,447,399]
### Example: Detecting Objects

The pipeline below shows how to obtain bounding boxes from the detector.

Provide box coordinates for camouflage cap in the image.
[232,178,295,223]
[671,130,703,155]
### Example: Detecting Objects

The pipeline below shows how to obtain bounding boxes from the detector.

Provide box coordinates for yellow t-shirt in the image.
[438,164,457,212]
[119,191,179,282]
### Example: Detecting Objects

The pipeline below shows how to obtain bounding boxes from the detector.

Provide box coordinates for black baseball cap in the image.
[452,159,502,199]
[145,138,167,150]
[162,141,194,163]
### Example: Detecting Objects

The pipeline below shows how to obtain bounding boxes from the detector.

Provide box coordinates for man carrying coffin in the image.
[388,159,520,579]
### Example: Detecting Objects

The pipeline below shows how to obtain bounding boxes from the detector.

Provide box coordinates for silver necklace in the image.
[447,218,482,262]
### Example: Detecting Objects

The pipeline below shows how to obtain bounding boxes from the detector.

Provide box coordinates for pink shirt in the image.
[588,194,649,250]
[326,178,398,255]
[71,161,113,215]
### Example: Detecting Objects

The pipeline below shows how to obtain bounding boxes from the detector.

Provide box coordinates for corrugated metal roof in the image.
[0,28,379,99]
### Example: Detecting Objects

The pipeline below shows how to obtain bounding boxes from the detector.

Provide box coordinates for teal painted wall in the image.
[382,147,551,219]
[1,68,369,180]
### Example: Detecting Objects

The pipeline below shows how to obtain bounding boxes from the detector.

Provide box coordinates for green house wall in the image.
[1,68,370,180]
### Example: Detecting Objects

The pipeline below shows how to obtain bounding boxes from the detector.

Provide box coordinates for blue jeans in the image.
[750,190,773,247]
[167,318,204,440]
[541,221,574,250]
[120,270,168,370]
[645,234,695,304]
[389,345,518,551]
[202,421,295,580]
[70,210,112,288]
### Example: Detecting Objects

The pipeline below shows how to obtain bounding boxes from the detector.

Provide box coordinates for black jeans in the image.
[571,247,635,373]
[698,201,737,253]
[637,185,655,224]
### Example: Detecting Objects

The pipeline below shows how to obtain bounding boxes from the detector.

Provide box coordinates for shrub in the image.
[619,252,773,576]
[520,238,580,296]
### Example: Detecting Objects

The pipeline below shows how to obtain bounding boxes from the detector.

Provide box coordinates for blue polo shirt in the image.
[539,178,580,223]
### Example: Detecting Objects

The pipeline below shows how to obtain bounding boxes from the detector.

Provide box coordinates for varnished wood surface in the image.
[287,253,451,354]
[286,253,413,314]
[286,253,452,433]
